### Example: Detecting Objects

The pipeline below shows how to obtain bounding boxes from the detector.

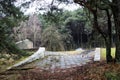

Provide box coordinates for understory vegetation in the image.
[0,51,34,73]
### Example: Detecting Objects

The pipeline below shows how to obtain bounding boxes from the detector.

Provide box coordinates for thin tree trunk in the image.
[106,9,113,62]
[105,40,112,62]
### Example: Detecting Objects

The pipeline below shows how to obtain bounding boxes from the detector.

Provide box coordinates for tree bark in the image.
[106,9,113,62]
[105,40,113,62]
[111,0,120,62]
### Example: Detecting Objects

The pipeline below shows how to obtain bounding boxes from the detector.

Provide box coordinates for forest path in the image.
[24,49,96,72]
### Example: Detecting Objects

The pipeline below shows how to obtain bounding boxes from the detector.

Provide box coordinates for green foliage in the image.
[41,26,65,51]
[59,26,74,50]
[63,9,85,24]
[0,0,27,55]
[39,8,94,50]
[39,9,78,51]
[40,10,63,28]
[105,72,120,80]
[63,9,93,34]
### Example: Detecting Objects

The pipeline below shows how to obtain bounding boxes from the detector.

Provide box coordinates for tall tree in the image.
[111,0,120,62]
[74,0,113,62]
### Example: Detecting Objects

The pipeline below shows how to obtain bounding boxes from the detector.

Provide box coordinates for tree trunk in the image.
[106,9,113,62]
[111,0,120,62]
[93,10,112,62]
[105,40,113,62]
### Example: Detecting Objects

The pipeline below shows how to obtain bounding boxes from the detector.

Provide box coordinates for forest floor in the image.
[0,48,120,80]
[0,61,120,80]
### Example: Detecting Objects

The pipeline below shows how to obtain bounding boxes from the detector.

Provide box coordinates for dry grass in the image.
[62,51,83,55]
[100,48,115,60]
[0,51,34,73]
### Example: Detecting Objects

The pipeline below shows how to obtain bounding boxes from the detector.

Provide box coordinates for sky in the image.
[15,0,80,15]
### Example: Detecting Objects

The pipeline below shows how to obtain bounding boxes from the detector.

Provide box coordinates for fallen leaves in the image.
[1,61,120,80]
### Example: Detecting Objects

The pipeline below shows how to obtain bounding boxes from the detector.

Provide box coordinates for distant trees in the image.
[39,8,98,51]
[39,9,74,51]
[64,9,88,48]
[41,26,65,51]
[15,0,89,51]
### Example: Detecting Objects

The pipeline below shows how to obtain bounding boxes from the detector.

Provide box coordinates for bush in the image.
[105,72,120,80]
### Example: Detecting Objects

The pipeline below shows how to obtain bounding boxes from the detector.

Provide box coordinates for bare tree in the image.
[13,14,41,48]
[27,14,41,47]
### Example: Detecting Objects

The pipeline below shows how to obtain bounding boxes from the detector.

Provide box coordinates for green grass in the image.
[101,48,115,60]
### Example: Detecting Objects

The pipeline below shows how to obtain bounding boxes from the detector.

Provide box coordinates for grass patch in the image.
[0,51,35,73]
[101,48,115,60]
[62,51,83,55]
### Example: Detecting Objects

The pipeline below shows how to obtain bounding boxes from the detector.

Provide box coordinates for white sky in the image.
[15,0,80,15]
